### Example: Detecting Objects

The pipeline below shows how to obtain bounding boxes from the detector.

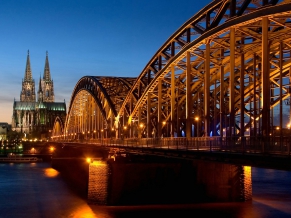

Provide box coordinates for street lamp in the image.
[139,123,144,138]
[195,117,199,137]
[162,121,166,137]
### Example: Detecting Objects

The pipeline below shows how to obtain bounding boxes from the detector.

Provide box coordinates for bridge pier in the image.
[50,144,251,205]
[87,155,252,205]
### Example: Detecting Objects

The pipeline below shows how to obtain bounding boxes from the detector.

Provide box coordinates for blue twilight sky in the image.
[0,0,212,123]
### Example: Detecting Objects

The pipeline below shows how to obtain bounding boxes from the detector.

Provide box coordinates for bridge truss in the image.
[52,0,291,141]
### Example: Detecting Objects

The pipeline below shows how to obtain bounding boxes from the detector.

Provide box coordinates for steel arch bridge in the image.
[52,0,291,142]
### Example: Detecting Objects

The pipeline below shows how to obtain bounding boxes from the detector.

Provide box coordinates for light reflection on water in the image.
[43,168,59,178]
[0,162,291,218]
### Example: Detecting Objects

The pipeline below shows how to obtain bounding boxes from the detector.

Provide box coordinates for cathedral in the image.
[11,51,66,139]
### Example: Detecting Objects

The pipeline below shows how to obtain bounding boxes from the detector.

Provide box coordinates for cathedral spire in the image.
[43,51,51,81]
[38,74,43,102]
[24,50,33,81]
[42,51,54,102]
[20,50,36,102]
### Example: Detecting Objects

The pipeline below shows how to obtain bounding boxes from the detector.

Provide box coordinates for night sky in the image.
[0,0,212,123]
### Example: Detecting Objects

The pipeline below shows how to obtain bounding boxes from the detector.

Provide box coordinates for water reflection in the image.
[43,168,59,178]
[70,204,97,218]
[1,163,291,218]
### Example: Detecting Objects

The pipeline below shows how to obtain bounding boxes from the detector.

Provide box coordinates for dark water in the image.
[0,163,291,218]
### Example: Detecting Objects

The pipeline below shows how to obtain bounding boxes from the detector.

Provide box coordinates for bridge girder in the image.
[62,76,135,140]
[52,0,291,140]
[51,116,65,139]
[117,1,291,138]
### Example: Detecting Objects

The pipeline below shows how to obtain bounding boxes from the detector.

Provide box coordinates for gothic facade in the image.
[12,51,66,139]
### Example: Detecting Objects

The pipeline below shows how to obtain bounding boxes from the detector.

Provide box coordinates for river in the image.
[0,162,291,218]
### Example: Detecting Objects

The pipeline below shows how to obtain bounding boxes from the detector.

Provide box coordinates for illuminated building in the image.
[11,50,66,139]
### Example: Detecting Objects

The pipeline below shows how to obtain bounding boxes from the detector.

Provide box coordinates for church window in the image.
[46,90,49,97]
[27,90,30,96]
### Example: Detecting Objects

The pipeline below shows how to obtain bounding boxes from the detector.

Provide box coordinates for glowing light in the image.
[91,160,106,166]
[195,117,199,121]
[86,158,91,163]
[50,147,55,152]
[162,121,166,125]
[44,168,59,178]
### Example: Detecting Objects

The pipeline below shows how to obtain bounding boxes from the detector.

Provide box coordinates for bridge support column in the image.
[158,78,162,138]
[253,54,257,137]
[220,49,225,137]
[186,51,192,138]
[138,107,142,138]
[205,42,210,136]
[171,64,175,137]
[230,28,235,137]
[261,17,270,137]
[147,92,151,138]
[240,40,245,139]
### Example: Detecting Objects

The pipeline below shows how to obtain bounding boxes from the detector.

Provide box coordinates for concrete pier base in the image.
[87,156,252,205]
[51,145,252,205]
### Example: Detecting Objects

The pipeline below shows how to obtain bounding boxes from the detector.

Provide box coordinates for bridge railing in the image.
[58,135,291,156]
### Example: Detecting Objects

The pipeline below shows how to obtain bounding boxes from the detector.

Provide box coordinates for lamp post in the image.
[123,126,127,139]
[162,121,166,137]
[139,123,144,138]
[101,129,104,143]
[195,117,199,137]
[111,128,114,139]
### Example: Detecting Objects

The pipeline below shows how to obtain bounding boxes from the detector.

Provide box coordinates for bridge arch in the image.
[52,0,291,141]
[117,1,291,139]
[51,116,65,141]
[63,76,136,140]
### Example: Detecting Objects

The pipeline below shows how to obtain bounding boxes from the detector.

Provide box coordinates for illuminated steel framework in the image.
[53,0,291,140]
[62,76,136,140]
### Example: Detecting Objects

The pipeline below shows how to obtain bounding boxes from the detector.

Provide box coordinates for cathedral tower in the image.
[41,51,54,102]
[20,50,36,102]
[12,50,66,138]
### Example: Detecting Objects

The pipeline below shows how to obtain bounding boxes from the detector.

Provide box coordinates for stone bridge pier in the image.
[51,145,251,205]
[87,155,252,205]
